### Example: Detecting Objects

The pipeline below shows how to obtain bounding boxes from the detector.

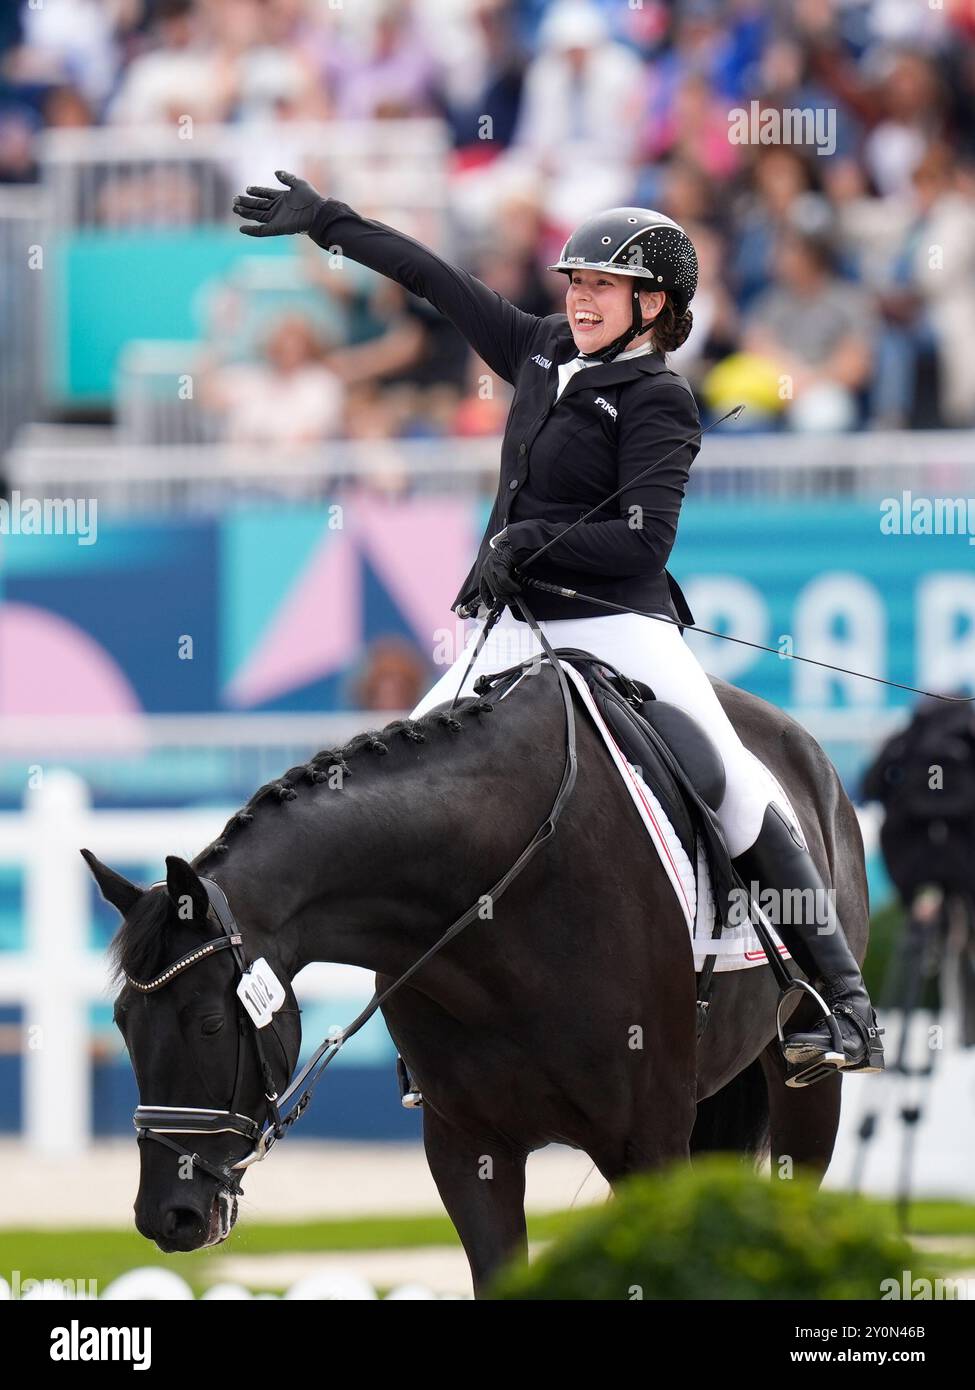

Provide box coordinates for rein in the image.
[521,579,975,705]
[129,598,578,1191]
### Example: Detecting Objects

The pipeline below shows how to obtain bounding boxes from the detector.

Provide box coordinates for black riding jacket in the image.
[309,200,699,625]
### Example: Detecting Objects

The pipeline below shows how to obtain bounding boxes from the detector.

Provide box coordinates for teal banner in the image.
[1,498,971,721]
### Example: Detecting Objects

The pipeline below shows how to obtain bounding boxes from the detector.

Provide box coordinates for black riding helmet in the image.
[549,207,699,361]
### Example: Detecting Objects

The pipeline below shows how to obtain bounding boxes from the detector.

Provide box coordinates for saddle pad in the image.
[498,662,793,974]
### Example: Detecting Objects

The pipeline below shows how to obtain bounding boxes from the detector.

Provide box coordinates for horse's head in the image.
[82,849,301,1253]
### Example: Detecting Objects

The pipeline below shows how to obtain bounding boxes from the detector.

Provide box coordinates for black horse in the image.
[84,664,865,1296]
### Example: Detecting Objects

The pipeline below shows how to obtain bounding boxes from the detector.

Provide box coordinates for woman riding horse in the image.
[233,173,884,1082]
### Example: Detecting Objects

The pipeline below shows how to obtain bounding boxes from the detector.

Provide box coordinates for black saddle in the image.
[549,647,727,858]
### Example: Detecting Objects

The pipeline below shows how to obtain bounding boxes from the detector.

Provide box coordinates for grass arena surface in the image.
[3,1201,975,1299]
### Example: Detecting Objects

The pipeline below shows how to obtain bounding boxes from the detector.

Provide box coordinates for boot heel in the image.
[843,1025,886,1074]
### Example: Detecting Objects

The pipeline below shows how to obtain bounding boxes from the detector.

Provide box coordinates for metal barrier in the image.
[0,186,48,455]
[38,120,451,232]
[7,428,975,510]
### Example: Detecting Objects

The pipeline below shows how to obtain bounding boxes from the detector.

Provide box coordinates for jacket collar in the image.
[551,320,672,398]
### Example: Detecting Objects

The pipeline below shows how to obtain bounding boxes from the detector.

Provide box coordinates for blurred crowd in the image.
[3,0,975,436]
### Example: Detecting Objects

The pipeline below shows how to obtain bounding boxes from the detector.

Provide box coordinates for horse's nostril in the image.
[161,1207,206,1242]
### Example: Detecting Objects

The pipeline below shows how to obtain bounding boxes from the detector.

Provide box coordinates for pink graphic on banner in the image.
[225,532,360,708]
[352,497,475,641]
[0,602,145,751]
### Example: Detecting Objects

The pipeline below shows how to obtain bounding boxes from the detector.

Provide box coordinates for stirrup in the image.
[776,979,846,1089]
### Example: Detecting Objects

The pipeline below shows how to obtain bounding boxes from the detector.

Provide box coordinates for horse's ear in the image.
[165,856,210,928]
[80,849,143,916]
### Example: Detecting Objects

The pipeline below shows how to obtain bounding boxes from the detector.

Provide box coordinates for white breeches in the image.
[409,608,782,858]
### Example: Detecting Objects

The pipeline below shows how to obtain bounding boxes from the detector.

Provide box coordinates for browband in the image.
[125,933,242,993]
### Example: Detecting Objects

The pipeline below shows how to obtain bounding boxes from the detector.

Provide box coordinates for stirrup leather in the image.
[396,1054,423,1108]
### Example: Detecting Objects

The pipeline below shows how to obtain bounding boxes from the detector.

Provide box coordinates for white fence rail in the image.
[0,769,375,1158]
[8,428,975,512]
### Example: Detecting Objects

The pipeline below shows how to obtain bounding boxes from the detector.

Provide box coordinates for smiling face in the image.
[565,268,665,355]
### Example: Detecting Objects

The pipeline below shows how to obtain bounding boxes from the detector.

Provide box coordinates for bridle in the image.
[127,600,580,1197]
[128,878,292,1197]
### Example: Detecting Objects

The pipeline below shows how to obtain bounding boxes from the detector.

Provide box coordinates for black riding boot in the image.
[732,803,885,1082]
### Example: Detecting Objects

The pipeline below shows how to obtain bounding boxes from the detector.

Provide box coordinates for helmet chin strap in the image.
[581,284,658,363]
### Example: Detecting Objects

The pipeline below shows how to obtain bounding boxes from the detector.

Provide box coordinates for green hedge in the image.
[490,1156,928,1301]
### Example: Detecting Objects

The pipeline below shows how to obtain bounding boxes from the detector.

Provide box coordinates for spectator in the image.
[319,0,439,122]
[43,85,96,129]
[12,0,122,113]
[452,352,513,436]
[508,0,645,225]
[2,0,975,440]
[439,0,526,160]
[862,50,947,198]
[200,314,345,446]
[653,158,720,232]
[108,0,230,125]
[731,146,819,309]
[744,229,875,432]
[350,635,431,711]
[213,0,328,125]
[666,222,738,395]
[906,144,975,426]
[753,33,861,160]
[818,154,919,425]
[0,109,38,183]
[645,69,742,182]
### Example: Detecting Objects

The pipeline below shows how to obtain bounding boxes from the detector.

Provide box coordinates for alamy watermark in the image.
[728,882,836,931]
[50,1319,151,1370]
[881,1269,969,1300]
[0,491,97,545]
[880,491,975,545]
[728,101,836,157]
[7,1268,98,1298]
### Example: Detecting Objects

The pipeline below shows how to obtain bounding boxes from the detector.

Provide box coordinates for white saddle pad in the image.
[496,661,797,974]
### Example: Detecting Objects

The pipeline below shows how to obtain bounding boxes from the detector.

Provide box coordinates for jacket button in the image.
[518,443,527,455]
[508,479,518,490]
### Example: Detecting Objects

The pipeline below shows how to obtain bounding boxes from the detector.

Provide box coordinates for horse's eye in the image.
[201,1016,224,1036]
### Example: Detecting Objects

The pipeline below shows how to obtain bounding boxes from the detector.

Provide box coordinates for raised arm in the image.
[234,171,543,385]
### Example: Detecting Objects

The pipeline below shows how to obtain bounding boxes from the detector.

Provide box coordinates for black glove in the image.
[478,537,523,610]
[233,170,325,238]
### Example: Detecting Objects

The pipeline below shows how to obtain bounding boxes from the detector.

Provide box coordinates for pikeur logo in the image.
[594,396,618,419]
[530,353,552,368]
